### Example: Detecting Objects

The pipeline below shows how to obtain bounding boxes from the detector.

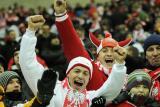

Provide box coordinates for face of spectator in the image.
[130,84,149,97]
[6,78,21,93]
[67,66,90,91]
[135,24,142,31]
[76,29,85,40]
[13,51,19,66]
[9,30,16,40]
[154,19,160,33]
[42,25,50,34]
[0,64,4,74]
[96,34,104,40]
[146,45,160,67]
[51,37,60,46]
[97,47,115,68]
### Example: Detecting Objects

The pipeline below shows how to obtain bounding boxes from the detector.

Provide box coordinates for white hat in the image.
[66,57,93,79]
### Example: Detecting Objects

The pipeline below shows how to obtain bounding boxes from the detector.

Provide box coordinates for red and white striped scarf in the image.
[95,61,112,76]
[62,78,89,107]
[148,68,160,101]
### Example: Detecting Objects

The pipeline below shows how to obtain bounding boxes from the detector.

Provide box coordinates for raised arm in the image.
[54,0,91,61]
[88,46,127,104]
[19,15,46,95]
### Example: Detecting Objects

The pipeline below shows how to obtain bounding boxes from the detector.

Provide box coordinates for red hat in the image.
[66,57,93,79]
[89,31,132,54]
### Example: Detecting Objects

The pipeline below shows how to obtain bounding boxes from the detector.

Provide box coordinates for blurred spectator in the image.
[125,46,144,74]
[132,22,150,43]
[7,45,34,100]
[108,69,160,107]
[37,24,67,80]
[154,18,160,34]
[143,34,160,101]
[37,24,66,67]
[0,54,6,73]
[0,71,26,106]
[1,29,19,63]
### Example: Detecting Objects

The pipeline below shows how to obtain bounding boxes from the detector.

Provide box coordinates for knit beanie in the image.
[66,57,93,79]
[143,34,160,53]
[127,69,151,91]
[0,71,21,89]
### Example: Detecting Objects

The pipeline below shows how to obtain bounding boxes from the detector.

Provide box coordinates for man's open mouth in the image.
[105,59,113,63]
[74,80,84,87]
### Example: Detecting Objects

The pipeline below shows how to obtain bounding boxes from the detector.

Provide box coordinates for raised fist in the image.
[113,46,127,64]
[54,0,67,14]
[28,15,45,31]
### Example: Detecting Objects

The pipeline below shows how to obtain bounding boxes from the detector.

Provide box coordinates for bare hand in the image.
[28,15,45,31]
[54,0,67,14]
[113,46,127,64]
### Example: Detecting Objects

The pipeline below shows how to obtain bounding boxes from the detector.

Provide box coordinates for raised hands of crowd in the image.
[113,46,127,64]
[28,15,45,31]
[53,0,67,15]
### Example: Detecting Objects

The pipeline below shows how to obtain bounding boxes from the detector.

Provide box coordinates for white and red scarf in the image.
[147,68,160,101]
[95,61,128,90]
[95,61,112,76]
[62,78,89,107]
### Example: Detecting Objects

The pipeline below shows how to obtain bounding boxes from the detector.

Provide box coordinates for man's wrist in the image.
[55,13,68,22]
[25,28,36,35]
[54,10,67,17]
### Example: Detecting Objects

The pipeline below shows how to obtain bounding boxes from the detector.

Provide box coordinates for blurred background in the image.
[0,0,160,75]
[0,0,107,8]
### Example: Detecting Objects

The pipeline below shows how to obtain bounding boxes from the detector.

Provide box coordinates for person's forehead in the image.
[148,44,160,49]
[9,78,19,81]
[102,46,113,50]
[72,66,89,71]
[14,51,20,55]
[133,84,147,88]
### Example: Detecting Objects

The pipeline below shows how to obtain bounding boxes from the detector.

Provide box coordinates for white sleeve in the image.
[88,63,126,104]
[19,29,45,95]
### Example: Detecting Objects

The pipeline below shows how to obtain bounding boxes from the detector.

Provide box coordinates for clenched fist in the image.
[113,46,127,64]
[28,15,45,31]
[54,0,67,14]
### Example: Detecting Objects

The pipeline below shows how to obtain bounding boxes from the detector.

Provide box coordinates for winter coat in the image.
[55,14,126,90]
[19,29,127,107]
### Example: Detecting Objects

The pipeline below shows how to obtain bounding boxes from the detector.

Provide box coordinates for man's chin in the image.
[151,63,160,67]
[103,63,113,68]
[74,85,85,91]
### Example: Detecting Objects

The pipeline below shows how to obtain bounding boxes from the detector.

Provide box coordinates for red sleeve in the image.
[86,62,107,90]
[36,56,48,68]
[55,16,91,62]
[8,58,14,70]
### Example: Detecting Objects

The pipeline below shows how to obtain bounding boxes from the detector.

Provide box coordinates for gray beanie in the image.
[0,71,20,88]
[127,69,152,91]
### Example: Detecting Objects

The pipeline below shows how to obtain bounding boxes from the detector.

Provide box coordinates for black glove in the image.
[144,97,160,107]
[37,69,58,105]
[91,96,106,107]
[112,91,130,104]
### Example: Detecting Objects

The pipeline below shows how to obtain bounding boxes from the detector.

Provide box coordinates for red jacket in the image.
[146,68,160,101]
[56,15,107,90]
[8,56,48,70]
